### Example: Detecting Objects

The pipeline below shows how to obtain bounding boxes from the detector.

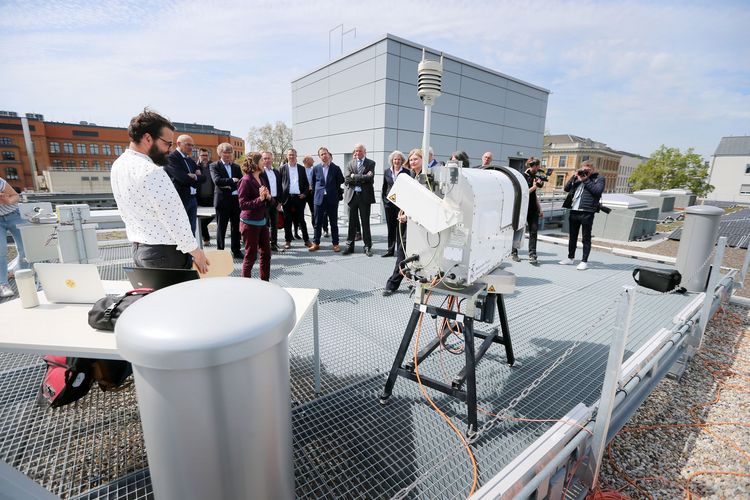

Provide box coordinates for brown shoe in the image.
[284,242,292,249]
[308,244,320,252]
[304,240,313,248]
[333,244,341,252]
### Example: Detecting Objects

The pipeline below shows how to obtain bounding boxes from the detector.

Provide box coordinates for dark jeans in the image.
[216,196,241,254]
[240,222,271,281]
[132,243,191,269]
[185,196,198,235]
[308,195,327,232]
[384,204,400,254]
[313,201,339,245]
[567,210,595,262]
[283,196,309,243]
[346,193,371,249]
[386,221,407,291]
[199,215,214,242]
[527,212,539,257]
[266,202,279,247]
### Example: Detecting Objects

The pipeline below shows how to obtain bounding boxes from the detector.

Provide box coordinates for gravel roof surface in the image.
[598,304,750,498]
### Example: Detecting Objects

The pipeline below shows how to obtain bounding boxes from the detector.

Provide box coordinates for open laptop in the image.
[122,267,200,290]
[34,263,107,304]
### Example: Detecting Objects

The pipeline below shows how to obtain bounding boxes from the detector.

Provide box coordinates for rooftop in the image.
[0,225,723,498]
[714,136,750,156]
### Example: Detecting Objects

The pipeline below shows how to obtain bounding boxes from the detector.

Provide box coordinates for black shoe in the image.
[323,230,330,238]
[382,289,393,297]
[232,251,244,259]
[343,246,354,255]
[294,233,301,240]
[529,255,538,264]
[511,252,521,262]
[382,251,394,258]
[364,247,373,257]
[355,233,362,241]
[271,245,279,252]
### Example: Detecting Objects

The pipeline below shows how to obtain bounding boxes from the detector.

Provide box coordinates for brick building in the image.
[0,111,245,193]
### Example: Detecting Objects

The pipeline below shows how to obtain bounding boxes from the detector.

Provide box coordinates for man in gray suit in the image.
[343,143,375,256]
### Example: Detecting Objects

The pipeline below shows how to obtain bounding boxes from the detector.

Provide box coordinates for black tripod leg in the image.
[380,307,422,404]
[497,294,515,366]
[463,318,478,436]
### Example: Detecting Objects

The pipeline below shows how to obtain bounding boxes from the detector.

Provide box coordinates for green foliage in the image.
[628,145,714,197]
[246,121,292,166]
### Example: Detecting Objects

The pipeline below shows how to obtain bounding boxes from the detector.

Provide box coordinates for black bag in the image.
[596,201,612,214]
[562,191,573,209]
[88,288,153,331]
[37,356,96,408]
[632,267,686,293]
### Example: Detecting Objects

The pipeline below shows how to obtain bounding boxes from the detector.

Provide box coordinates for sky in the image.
[1,0,749,160]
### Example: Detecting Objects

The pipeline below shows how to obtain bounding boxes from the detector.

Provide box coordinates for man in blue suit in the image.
[308,146,345,252]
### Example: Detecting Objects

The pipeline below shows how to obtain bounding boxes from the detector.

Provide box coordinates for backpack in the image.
[37,357,133,408]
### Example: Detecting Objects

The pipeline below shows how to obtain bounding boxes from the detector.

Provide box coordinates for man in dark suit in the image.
[196,148,215,246]
[210,143,243,259]
[309,146,345,252]
[343,143,375,256]
[165,134,205,234]
[260,151,283,252]
[280,148,312,249]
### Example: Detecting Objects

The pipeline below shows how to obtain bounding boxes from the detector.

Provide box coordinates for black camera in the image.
[577,169,588,177]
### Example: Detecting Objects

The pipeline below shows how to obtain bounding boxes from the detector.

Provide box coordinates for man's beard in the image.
[148,143,169,166]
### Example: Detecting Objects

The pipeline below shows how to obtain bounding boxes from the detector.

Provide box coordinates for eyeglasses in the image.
[156,136,173,148]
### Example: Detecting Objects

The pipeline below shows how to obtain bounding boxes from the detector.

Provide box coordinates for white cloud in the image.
[1,0,748,157]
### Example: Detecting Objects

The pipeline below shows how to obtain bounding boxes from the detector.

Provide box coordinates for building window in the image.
[52,160,62,168]
[114,145,123,155]
[65,161,75,170]
[581,155,590,162]
[556,174,565,188]
[81,176,90,181]
[102,144,111,155]
[740,184,750,196]
[49,142,60,153]
[103,176,110,181]
[558,155,566,167]
[0,137,11,145]
[93,160,100,170]
[90,176,99,181]
[80,160,89,169]
[76,143,86,154]
[63,142,74,153]
[104,161,112,170]
[5,167,19,180]
[90,144,99,155]
[745,165,750,174]
[541,158,547,167]
[2,151,15,160]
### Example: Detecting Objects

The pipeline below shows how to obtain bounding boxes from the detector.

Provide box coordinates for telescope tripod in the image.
[379,282,515,435]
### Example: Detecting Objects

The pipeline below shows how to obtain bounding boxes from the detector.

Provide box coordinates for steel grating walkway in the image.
[0,225,703,498]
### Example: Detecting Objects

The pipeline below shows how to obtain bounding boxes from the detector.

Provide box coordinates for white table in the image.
[0,281,321,393]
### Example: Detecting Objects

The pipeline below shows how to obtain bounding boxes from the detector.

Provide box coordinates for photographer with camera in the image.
[511,157,545,264]
[559,160,605,270]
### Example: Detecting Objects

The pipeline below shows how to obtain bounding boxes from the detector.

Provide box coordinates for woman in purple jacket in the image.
[238,152,274,280]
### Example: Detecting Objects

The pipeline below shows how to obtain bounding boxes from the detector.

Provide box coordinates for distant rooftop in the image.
[714,136,750,156]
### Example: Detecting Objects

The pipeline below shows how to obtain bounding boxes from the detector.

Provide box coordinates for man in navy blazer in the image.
[309,146,345,252]
[210,142,243,259]
[165,134,205,233]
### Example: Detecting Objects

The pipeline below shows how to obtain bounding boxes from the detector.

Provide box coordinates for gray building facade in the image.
[292,33,549,212]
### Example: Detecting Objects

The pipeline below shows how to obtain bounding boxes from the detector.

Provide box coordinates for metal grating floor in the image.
[1,225,701,498]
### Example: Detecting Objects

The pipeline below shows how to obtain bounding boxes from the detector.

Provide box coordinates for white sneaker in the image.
[577,262,589,270]
[559,258,575,265]
[0,284,15,298]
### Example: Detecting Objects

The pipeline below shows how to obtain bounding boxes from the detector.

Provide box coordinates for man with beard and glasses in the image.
[110,108,209,272]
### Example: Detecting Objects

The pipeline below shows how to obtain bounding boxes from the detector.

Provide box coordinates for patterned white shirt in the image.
[110,148,196,253]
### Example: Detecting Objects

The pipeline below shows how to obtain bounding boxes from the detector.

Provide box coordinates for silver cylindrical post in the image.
[116,278,296,500]
[421,104,432,174]
[676,205,723,292]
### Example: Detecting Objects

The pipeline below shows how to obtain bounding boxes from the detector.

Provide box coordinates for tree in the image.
[628,145,714,197]
[246,121,292,166]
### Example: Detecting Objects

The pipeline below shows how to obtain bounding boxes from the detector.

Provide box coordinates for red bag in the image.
[37,356,96,408]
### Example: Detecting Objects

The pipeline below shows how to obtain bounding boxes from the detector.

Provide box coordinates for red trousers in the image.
[240,222,271,281]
